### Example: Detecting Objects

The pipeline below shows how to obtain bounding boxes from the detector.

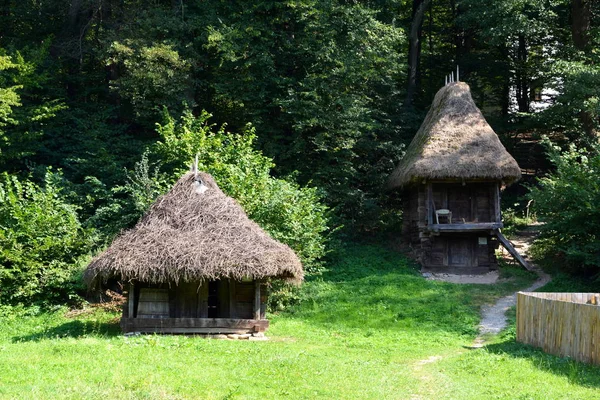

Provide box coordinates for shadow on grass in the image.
[12,319,121,342]
[484,339,600,389]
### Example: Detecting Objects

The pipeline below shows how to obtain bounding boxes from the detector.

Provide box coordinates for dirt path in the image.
[475,225,550,343]
[477,269,550,335]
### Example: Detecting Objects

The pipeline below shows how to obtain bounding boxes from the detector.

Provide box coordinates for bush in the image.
[529,141,600,274]
[0,172,95,304]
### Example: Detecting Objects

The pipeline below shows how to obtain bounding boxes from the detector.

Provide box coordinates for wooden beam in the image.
[128,282,135,319]
[199,282,208,318]
[427,183,433,226]
[253,281,261,320]
[494,183,501,223]
[229,280,236,319]
[429,222,503,232]
[120,317,269,334]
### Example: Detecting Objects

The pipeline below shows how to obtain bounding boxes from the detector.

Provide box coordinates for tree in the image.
[529,141,600,274]
[405,0,432,108]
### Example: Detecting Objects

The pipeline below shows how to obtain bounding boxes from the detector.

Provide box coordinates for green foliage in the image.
[529,141,600,273]
[0,54,21,130]
[0,46,66,169]
[543,60,600,143]
[106,41,192,123]
[501,202,536,237]
[201,2,406,227]
[0,172,94,304]
[84,150,172,242]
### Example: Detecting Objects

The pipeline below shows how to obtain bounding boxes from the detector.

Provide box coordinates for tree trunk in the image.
[515,35,530,113]
[499,45,511,117]
[571,0,592,51]
[405,0,432,107]
[571,0,596,142]
[450,0,471,82]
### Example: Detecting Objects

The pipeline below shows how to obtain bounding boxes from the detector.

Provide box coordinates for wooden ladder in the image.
[495,231,533,271]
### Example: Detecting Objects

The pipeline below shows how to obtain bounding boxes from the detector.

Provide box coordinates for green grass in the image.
[0,244,599,399]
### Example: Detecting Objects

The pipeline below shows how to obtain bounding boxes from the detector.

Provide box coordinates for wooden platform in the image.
[428,222,503,233]
[121,317,269,334]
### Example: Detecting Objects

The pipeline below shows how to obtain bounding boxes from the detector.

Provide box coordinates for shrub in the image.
[529,141,600,274]
[0,172,95,304]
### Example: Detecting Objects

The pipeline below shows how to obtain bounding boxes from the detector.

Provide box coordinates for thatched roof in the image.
[387,82,521,189]
[85,172,303,287]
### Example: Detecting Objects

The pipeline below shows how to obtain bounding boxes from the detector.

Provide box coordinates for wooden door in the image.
[448,237,474,267]
[173,282,200,318]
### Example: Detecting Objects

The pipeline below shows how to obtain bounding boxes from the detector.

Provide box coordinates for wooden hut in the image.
[387,82,527,274]
[84,172,303,334]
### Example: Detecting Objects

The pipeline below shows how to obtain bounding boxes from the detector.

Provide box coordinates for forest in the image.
[0,0,599,306]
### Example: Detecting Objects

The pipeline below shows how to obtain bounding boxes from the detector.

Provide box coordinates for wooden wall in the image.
[402,188,423,245]
[129,279,265,320]
[430,182,496,223]
[423,235,498,273]
[400,181,501,273]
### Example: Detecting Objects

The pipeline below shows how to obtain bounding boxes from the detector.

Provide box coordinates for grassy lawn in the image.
[1,244,599,399]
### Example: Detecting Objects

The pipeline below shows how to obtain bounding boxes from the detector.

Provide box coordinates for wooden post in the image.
[260,283,267,319]
[199,282,208,318]
[128,282,135,318]
[427,183,433,226]
[494,183,501,223]
[229,280,236,319]
[253,280,261,320]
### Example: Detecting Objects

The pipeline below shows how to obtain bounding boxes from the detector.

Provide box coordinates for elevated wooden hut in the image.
[387,82,527,273]
[85,172,303,334]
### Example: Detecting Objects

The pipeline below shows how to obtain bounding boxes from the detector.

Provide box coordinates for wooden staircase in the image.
[495,231,533,271]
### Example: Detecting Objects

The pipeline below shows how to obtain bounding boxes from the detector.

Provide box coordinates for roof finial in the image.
[194,153,199,180]
[444,66,460,87]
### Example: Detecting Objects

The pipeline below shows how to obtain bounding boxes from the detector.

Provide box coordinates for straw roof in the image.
[387,82,521,189]
[85,172,303,287]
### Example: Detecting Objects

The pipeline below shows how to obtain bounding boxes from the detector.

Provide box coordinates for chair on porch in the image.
[435,209,452,224]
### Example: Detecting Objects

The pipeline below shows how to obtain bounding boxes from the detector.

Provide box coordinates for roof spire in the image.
[445,66,460,86]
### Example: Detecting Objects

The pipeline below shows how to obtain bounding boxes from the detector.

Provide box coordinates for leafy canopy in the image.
[529,140,600,274]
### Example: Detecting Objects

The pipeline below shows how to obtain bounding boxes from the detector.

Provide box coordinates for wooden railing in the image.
[516,292,600,365]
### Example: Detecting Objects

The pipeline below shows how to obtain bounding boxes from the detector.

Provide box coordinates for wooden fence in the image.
[516,292,600,365]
